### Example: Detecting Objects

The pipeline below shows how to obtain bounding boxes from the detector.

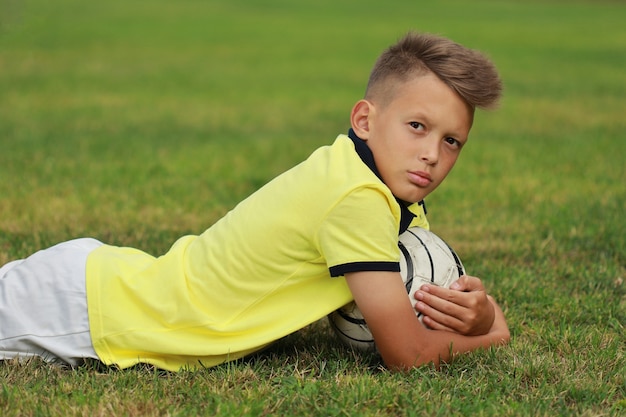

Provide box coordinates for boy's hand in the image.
[413,275,495,336]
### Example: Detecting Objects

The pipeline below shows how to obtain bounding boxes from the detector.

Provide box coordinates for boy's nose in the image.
[419,138,439,165]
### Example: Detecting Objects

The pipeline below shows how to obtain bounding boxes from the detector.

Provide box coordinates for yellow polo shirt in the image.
[86,134,428,371]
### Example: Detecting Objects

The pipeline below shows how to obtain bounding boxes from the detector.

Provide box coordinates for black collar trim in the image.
[347,129,419,234]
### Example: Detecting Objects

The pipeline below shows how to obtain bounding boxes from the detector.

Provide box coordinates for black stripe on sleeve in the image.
[329,261,400,277]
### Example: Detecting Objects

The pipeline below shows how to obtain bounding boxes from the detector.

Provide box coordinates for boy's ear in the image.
[350,100,373,140]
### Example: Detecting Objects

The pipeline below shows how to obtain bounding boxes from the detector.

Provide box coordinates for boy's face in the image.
[352,72,473,203]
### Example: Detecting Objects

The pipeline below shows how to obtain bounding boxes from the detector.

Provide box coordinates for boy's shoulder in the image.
[297,134,375,181]
[253,133,402,226]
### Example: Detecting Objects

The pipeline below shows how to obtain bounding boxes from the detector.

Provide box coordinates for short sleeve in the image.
[317,186,401,277]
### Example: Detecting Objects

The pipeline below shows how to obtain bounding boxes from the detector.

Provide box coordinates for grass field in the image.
[1,0,624,415]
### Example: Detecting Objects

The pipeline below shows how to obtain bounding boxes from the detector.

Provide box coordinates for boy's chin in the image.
[400,191,431,204]
[398,196,428,205]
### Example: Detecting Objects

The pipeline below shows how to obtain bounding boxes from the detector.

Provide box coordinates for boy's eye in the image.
[444,137,461,148]
[409,122,424,130]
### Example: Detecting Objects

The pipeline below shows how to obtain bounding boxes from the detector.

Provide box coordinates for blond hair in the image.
[365,32,502,110]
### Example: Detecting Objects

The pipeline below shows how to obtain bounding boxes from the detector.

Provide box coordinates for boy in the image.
[0,32,509,372]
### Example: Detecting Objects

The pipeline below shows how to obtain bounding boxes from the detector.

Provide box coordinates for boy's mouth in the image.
[407,170,432,187]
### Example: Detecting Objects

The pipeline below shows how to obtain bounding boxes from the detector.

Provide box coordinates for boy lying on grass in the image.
[0,32,509,372]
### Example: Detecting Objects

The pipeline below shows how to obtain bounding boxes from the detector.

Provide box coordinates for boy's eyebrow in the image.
[405,111,431,125]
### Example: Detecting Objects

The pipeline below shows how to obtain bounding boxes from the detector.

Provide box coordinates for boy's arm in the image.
[414,275,496,336]
[344,270,509,371]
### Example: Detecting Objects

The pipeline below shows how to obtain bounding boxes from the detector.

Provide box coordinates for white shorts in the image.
[0,238,103,366]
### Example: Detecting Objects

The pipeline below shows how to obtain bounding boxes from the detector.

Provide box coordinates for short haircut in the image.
[365,32,502,110]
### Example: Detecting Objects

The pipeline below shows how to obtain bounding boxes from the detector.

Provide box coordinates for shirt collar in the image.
[347,129,422,234]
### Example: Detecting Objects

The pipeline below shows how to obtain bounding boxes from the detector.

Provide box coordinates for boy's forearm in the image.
[387,327,510,372]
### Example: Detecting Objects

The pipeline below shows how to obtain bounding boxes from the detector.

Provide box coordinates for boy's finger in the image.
[450,275,485,292]
[416,299,467,332]
[420,315,457,333]
[414,290,465,318]
[418,284,472,308]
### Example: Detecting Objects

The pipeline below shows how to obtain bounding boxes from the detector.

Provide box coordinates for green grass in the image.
[1,0,624,415]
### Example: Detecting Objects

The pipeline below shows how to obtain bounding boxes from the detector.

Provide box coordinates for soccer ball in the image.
[328,227,465,351]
